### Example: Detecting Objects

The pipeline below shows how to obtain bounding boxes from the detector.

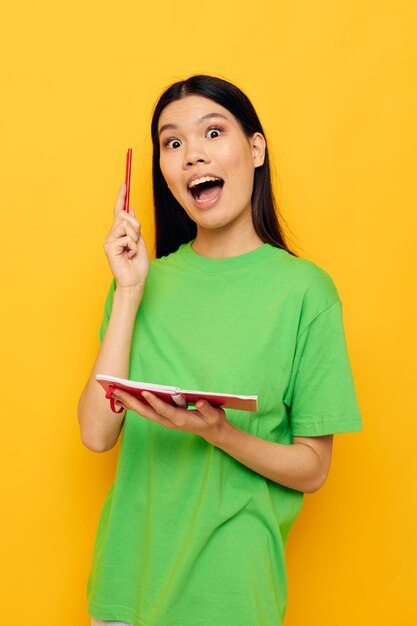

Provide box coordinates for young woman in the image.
[78,75,362,626]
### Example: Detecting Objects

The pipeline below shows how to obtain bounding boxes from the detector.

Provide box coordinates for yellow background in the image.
[1,1,416,623]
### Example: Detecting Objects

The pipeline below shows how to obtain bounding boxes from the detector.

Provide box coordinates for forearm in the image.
[78,286,143,452]
[107,386,332,490]
[210,422,329,493]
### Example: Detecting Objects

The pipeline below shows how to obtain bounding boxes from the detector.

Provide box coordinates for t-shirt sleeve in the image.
[98,279,117,344]
[285,299,362,437]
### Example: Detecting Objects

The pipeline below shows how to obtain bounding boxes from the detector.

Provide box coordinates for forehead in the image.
[158,95,236,132]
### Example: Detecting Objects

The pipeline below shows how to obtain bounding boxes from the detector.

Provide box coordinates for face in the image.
[158,95,265,234]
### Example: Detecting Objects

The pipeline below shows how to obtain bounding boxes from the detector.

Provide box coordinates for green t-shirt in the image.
[87,241,362,625]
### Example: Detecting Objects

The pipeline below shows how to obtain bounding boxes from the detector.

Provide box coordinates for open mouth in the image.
[188,176,224,204]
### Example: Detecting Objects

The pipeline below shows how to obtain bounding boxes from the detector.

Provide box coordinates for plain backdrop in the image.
[1,1,416,624]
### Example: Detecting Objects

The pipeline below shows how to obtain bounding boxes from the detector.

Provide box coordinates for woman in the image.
[78,75,362,626]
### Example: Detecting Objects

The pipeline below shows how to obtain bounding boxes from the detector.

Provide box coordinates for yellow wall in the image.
[1,1,416,623]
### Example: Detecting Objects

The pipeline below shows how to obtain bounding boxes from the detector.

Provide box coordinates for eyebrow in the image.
[158,112,229,136]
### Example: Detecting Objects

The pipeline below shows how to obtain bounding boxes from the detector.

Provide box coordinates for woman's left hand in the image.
[111,389,230,445]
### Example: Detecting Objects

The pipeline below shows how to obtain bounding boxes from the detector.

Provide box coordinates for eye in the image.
[165,138,182,149]
[206,127,222,139]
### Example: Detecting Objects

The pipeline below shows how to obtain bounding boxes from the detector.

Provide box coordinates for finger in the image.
[126,223,140,243]
[117,210,140,229]
[125,239,138,259]
[108,222,140,249]
[142,392,189,426]
[114,183,127,216]
[126,240,138,259]
[171,393,188,409]
[113,221,139,244]
[104,228,136,257]
[110,235,137,256]
[113,212,141,236]
[194,399,223,425]
[112,222,141,250]
[112,390,174,428]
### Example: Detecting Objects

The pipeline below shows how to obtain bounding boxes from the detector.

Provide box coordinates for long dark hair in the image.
[151,75,295,258]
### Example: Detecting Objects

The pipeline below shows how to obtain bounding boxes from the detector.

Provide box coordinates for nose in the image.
[183,140,209,168]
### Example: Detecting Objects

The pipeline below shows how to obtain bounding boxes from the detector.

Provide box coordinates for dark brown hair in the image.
[151,75,294,258]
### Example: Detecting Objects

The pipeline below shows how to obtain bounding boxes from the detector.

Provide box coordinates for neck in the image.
[192,223,264,259]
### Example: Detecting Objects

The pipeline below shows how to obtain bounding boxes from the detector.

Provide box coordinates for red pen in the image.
[124,148,132,211]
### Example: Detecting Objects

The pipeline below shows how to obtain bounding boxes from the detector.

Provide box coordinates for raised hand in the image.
[103,183,150,291]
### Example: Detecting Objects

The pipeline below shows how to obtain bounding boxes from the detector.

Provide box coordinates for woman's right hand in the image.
[103,183,150,291]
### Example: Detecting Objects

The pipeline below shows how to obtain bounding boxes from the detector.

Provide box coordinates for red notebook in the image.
[97,374,258,413]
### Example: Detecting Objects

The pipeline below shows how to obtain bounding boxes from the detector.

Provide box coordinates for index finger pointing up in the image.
[114,183,127,216]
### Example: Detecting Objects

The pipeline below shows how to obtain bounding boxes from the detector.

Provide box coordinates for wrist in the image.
[206,418,237,448]
[114,284,144,308]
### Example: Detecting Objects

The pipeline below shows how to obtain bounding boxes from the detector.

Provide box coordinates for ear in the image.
[250,132,266,168]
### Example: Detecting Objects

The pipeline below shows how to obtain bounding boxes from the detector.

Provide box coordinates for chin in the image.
[193,213,234,231]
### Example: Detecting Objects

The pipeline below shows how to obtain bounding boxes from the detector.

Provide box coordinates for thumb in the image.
[196,400,222,425]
